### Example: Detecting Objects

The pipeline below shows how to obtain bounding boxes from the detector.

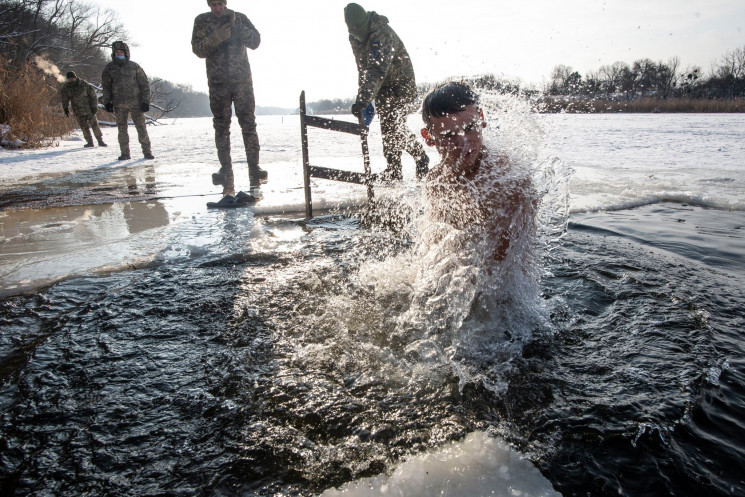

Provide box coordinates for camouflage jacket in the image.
[349,12,416,107]
[101,42,151,108]
[192,8,260,87]
[59,79,99,116]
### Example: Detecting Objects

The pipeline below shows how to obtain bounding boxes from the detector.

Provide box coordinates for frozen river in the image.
[1,110,744,496]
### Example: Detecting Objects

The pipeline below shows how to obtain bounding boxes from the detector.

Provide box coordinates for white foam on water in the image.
[321,431,561,497]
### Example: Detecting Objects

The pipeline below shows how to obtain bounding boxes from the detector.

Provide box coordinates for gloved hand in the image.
[63,108,69,117]
[362,103,375,126]
[105,103,114,113]
[140,103,150,112]
[211,23,232,45]
[351,102,366,119]
[90,107,98,115]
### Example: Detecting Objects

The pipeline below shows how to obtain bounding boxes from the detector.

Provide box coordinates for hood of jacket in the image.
[111,41,130,62]
[368,12,389,34]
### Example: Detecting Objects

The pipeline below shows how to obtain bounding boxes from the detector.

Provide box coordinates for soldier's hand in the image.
[140,103,150,113]
[229,11,236,26]
[351,102,366,119]
[105,103,114,113]
[212,23,232,44]
[63,108,69,117]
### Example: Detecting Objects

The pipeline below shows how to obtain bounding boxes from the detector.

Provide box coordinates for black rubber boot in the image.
[84,142,94,148]
[144,153,154,160]
[248,166,268,187]
[97,140,108,147]
[212,167,234,186]
[118,154,130,160]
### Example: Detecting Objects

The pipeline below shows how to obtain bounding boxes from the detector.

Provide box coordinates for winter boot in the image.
[97,139,108,147]
[144,153,155,160]
[248,165,268,187]
[415,154,430,180]
[212,167,234,187]
[118,154,131,160]
[84,141,94,148]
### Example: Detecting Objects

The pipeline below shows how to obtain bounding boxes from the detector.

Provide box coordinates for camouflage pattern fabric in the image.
[101,42,151,108]
[192,8,261,173]
[376,86,426,176]
[349,12,424,175]
[114,106,151,156]
[208,82,259,171]
[191,9,260,86]
[75,114,103,144]
[349,12,416,108]
[59,79,99,116]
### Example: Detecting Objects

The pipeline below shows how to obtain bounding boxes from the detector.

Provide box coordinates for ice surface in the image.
[321,431,560,497]
[2,112,744,296]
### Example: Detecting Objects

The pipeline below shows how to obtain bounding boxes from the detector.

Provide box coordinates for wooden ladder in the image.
[300,91,373,219]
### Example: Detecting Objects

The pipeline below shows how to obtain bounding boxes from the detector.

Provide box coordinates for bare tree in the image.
[0,0,126,80]
[716,45,745,80]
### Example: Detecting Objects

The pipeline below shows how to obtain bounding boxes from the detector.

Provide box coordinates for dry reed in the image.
[0,56,75,148]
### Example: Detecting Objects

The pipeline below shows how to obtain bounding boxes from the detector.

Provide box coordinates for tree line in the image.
[545,47,745,100]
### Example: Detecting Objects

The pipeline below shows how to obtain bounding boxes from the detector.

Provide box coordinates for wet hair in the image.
[422,81,479,126]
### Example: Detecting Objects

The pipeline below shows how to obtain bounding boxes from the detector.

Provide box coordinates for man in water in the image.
[344,3,429,182]
[420,82,536,262]
[101,41,154,161]
[59,71,107,148]
[192,0,266,195]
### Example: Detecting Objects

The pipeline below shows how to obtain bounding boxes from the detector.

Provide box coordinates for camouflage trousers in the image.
[75,113,103,144]
[208,81,260,175]
[115,106,152,156]
[376,86,426,175]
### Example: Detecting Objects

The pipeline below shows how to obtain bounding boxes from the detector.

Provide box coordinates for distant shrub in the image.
[535,96,745,113]
[0,56,74,148]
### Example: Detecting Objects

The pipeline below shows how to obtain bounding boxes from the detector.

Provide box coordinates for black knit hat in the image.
[66,71,77,79]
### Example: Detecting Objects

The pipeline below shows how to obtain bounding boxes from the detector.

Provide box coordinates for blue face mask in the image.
[115,55,126,60]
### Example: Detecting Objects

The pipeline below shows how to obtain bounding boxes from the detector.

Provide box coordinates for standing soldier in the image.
[192,0,266,195]
[344,3,429,182]
[101,41,154,160]
[59,71,107,148]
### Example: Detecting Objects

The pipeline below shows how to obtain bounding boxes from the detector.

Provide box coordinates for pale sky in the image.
[95,0,744,108]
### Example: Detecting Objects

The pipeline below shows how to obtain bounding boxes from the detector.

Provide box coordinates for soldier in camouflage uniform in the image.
[192,0,266,194]
[59,71,107,148]
[345,3,429,182]
[101,41,154,160]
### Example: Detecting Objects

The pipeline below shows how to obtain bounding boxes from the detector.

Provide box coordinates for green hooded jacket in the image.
[101,41,151,107]
[349,12,416,107]
[192,8,260,87]
[59,78,99,116]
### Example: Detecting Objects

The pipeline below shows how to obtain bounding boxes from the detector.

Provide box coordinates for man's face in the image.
[114,49,125,58]
[67,76,77,83]
[422,104,485,175]
[210,1,226,17]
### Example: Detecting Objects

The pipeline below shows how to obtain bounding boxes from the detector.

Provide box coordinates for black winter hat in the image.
[66,71,77,79]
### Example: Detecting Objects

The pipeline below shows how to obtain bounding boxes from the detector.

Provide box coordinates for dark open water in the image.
[1,199,743,496]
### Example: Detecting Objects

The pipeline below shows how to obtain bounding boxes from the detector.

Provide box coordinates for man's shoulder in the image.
[194,12,214,23]
[233,11,249,21]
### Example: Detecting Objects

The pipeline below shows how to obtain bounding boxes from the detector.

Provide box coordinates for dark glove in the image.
[140,103,150,112]
[91,107,98,115]
[362,103,375,126]
[63,108,69,117]
[105,103,114,113]
[211,23,232,45]
[351,102,366,119]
